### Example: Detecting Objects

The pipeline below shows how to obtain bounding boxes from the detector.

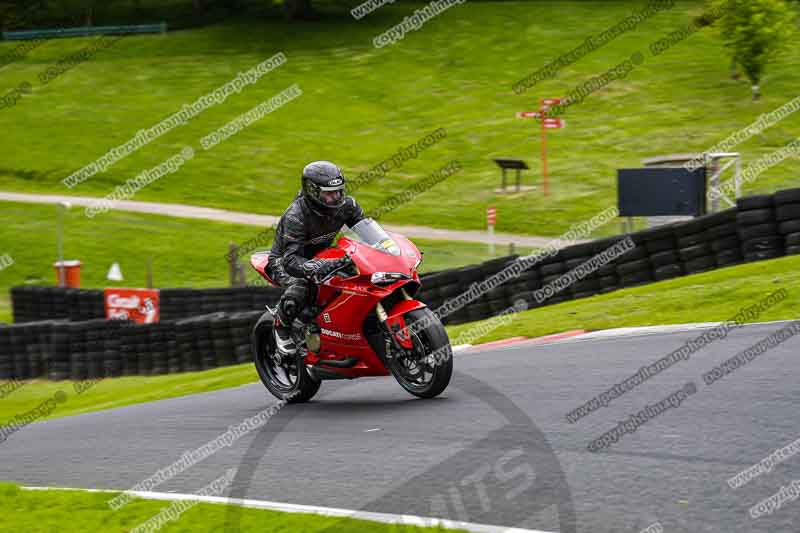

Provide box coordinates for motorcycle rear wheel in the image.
[252,311,321,403]
[387,307,453,399]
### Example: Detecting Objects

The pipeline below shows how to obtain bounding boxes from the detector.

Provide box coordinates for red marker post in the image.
[517,98,565,196]
[487,206,497,256]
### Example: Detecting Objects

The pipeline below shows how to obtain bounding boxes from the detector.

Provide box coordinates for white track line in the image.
[23,486,557,533]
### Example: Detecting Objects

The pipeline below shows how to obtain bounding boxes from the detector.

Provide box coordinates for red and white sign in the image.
[516,97,565,198]
[104,288,160,324]
[487,207,497,226]
[543,118,565,129]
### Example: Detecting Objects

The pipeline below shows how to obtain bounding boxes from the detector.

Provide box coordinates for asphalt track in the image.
[2,322,799,533]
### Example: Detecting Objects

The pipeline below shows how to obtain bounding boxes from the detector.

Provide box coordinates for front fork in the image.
[376,289,418,358]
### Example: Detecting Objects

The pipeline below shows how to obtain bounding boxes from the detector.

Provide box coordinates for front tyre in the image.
[251,311,321,403]
[388,307,453,399]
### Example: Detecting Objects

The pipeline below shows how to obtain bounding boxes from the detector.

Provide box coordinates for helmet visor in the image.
[318,184,345,207]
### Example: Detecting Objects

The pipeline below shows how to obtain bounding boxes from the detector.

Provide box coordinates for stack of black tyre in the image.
[175,315,202,372]
[167,322,182,374]
[195,314,216,370]
[210,312,235,368]
[119,323,146,375]
[69,320,89,380]
[168,311,261,372]
[456,264,491,322]
[10,285,282,324]
[736,195,784,262]
[24,324,49,379]
[0,320,59,380]
[231,311,263,364]
[505,254,542,311]
[536,249,574,304]
[560,240,613,297]
[476,255,536,317]
[9,286,50,323]
[10,286,105,323]
[64,289,105,321]
[632,225,679,282]
[159,287,281,321]
[159,288,194,321]
[66,319,129,380]
[595,241,623,292]
[119,323,139,376]
[134,325,153,375]
[149,322,172,375]
[672,208,742,275]
[775,188,800,256]
[418,255,521,325]
[703,208,742,268]
[615,231,655,287]
[10,286,32,323]
[673,216,715,276]
[0,323,11,380]
[1,311,264,381]
[418,264,465,321]
[48,323,76,380]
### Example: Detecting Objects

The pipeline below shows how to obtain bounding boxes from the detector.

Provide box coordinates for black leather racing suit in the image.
[268,192,366,325]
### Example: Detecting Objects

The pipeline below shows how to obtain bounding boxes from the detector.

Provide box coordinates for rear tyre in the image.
[388,307,453,399]
[251,310,320,403]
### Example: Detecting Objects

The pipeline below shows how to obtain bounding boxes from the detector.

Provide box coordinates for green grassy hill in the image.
[0,0,798,238]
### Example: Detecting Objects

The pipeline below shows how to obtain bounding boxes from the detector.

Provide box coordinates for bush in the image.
[712,0,797,99]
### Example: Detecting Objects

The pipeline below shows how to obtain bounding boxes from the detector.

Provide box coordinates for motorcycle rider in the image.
[268,161,366,357]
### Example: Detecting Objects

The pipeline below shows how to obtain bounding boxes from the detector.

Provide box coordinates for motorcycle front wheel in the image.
[251,311,321,403]
[387,307,453,399]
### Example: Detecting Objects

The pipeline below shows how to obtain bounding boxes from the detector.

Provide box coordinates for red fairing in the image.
[318,232,421,280]
[249,252,275,285]
[385,300,427,349]
[252,227,426,379]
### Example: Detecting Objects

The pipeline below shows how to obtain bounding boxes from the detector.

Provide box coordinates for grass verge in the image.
[0,482,467,533]
[446,254,800,344]
[0,363,259,426]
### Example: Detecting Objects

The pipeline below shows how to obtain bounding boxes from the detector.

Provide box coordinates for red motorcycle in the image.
[250,218,453,403]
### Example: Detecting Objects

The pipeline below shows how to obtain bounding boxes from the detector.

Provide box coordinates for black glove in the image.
[301,256,350,281]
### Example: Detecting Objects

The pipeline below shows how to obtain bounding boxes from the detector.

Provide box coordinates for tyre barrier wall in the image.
[0,311,264,381]
[10,287,105,324]
[158,287,282,320]
[415,187,800,324]
[11,286,283,324]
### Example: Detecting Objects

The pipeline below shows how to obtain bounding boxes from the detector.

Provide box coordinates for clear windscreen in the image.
[342,218,401,256]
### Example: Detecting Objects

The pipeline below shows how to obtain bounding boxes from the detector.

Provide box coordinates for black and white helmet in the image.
[301,161,347,212]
